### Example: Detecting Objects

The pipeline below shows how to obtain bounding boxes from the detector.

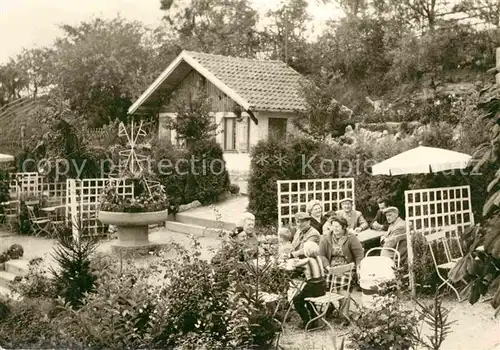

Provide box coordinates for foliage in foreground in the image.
[448,79,500,315]
[1,235,287,348]
[350,280,455,350]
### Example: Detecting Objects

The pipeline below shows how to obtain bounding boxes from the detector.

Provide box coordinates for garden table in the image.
[356,229,386,243]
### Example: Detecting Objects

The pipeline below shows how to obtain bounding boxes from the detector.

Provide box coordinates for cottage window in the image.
[224,117,236,151]
[224,116,250,152]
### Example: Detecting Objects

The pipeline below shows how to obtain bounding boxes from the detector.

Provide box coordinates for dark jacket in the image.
[310,215,327,235]
[372,209,389,230]
[319,232,364,267]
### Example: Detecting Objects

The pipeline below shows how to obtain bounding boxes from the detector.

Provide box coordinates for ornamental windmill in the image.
[99,118,169,254]
[113,119,161,197]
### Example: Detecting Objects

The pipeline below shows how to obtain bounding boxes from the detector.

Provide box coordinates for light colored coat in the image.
[381,217,407,260]
[335,210,369,230]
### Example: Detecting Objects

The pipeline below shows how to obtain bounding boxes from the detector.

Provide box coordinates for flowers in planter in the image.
[100,176,168,213]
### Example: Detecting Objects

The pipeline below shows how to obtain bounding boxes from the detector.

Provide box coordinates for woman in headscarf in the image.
[306,199,327,235]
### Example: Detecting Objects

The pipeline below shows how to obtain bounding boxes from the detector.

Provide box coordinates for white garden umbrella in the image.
[371,145,471,176]
[0,153,14,163]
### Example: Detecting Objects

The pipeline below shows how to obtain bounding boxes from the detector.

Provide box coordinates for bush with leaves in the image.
[152,137,190,215]
[0,297,67,348]
[184,138,230,205]
[447,78,500,315]
[0,243,24,263]
[54,257,168,349]
[10,257,56,299]
[350,294,420,350]
[156,240,230,348]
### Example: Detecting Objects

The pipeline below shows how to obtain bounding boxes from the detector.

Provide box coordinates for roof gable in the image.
[128,50,306,115]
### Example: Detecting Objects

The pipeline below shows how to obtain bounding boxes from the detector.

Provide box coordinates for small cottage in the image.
[128,50,306,170]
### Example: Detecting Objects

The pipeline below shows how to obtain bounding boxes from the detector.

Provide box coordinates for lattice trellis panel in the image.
[404,185,474,235]
[40,181,67,203]
[66,178,134,236]
[277,178,355,227]
[404,185,474,297]
[11,172,41,197]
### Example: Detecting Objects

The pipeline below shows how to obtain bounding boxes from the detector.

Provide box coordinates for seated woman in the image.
[320,215,363,318]
[306,199,327,235]
[319,215,364,271]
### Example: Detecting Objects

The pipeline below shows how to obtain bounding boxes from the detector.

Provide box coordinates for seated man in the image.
[380,206,407,263]
[335,198,368,234]
[287,212,321,259]
[371,197,389,231]
[230,212,256,241]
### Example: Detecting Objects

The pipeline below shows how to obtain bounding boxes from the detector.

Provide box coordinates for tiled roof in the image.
[184,51,306,111]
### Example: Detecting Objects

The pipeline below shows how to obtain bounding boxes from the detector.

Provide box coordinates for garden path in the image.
[176,195,249,230]
[0,228,221,270]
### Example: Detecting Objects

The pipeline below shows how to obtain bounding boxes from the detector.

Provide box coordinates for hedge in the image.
[153,138,230,214]
[248,132,489,227]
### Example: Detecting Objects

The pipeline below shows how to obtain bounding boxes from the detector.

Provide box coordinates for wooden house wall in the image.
[161,70,237,113]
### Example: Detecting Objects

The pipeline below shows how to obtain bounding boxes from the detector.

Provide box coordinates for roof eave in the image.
[128,50,252,116]
[252,107,305,113]
[128,52,186,115]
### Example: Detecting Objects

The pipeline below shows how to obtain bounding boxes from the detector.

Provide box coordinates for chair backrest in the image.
[3,200,20,216]
[327,262,354,294]
[424,226,463,268]
[365,247,401,268]
[26,205,37,221]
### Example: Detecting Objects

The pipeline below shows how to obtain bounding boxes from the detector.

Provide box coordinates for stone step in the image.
[0,271,21,289]
[4,259,29,276]
[164,220,227,239]
[174,213,235,231]
[0,285,22,301]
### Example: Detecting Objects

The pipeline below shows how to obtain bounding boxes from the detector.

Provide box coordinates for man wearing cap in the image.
[380,206,407,260]
[288,212,321,259]
[335,198,369,234]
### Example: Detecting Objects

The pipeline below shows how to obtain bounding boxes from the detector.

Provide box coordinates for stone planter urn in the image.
[98,209,169,254]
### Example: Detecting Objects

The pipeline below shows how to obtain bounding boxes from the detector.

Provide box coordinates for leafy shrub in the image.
[0,297,63,348]
[184,138,230,205]
[350,295,419,350]
[248,136,329,226]
[11,257,56,299]
[0,244,24,263]
[153,138,190,214]
[411,230,464,295]
[229,183,240,195]
[54,260,167,349]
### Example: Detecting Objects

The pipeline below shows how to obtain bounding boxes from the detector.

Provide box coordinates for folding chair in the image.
[26,205,54,237]
[1,200,20,231]
[304,262,355,333]
[425,225,464,301]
